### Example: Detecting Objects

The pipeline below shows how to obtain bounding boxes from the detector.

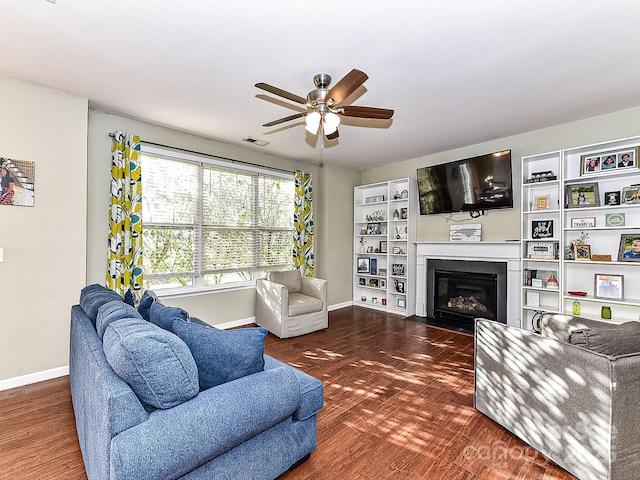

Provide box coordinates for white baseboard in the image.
[0,366,69,392]
[215,317,255,329]
[329,301,353,311]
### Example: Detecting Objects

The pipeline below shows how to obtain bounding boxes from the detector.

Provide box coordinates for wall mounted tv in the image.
[416,150,513,215]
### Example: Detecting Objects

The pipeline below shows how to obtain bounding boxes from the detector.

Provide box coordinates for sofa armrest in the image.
[300,277,327,304]
[540,312,618,342]
[110,366,301,480]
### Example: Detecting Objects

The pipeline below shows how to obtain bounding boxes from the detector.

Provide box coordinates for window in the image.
[141,146,294,292]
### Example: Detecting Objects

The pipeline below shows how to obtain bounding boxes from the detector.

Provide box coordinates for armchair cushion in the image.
[103,318,199,409]
[288,292,323,316]
[568,321,640,356]
[172,319,267,390]
[269,269,302,293]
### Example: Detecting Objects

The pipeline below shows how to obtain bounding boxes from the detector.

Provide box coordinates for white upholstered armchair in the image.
[256,269,328,339]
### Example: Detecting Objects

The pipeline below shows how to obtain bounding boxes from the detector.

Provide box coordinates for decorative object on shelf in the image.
[370,258,378,275]
[594,273,624,300]
[396,281,405,293]
[570,217,596,228]
[564,232,589,260]
[393,209,399,220]
[361,296,366,302]
[359,277,366,285]
[621,185,640,204]
[604,191,621,205]
[565,183,600,208]
[365,195,385,204]
[533,194,551,211]
[572,299,581,315]
[397,298,406,308]
[401,207,408,219]
[357,257,370,273]
[580,147,638,176]
[379,241,387,253]
[372,297,378,304]
[359,236,365,253]
[392,263,406,276]
[369,278,379,287]
[378,268,387,276]
[536,270,559,289]
[365,210,386,221]
[393,191,400,199]
[360,227,367,235]
[573,244,591,260]
[568,291,587,296]
[591,254,612,262]
[525,171,557,183]
[601,305,612,319]
[526,291,540,307]
[449,224,481,242]
[605,213,625,227]
[524,269,537,286]
[617,234,640,262]
[382,298,387,306]
[531,220,554,239]
[380,279,386,288]
[401,189,409,199]
[526,241,557,259]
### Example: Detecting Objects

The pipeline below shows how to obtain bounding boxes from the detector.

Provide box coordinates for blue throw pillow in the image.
[149,301,189,332]
[103,318,199,409]
[96,300,142,339]
[79,284,123,325]
[172,319,267,390]
[137,290,159,321]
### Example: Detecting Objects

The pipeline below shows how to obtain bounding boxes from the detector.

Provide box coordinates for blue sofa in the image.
[69,285,324,480]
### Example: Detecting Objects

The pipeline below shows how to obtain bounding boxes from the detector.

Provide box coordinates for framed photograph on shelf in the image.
[359,277,366,285]
[395,281,405,293]
[570,217,596,228]
[366,223,381,235]
[397,298,406,308]
[379,279,386,288]
[357,257,370,273]
[392,263,406,276]
[617,234,640,262]
[573,244,591,260]
[594,273,624,300]
[604,191,621,205]
[605,213,625,227]
[621,186,640,204]
[565,183,600,208]
[526,241,557,259]
[379,241,388,253]
[580,147,637,176]
[533,194,551,211]
[378,268,387,276]
[531,220,554,239]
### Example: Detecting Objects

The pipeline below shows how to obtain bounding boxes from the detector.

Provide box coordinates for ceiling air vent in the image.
[242,137,269,147]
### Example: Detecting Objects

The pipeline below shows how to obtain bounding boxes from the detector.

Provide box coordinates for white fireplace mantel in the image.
[415,241,521,327]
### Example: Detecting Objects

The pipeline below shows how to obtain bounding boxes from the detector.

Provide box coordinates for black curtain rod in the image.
[108,133,295,175]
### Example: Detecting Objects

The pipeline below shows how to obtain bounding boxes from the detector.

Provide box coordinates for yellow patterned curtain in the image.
[293,170,314,277]
[106,132,143,296]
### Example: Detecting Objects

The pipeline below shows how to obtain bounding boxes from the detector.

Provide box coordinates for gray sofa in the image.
[474,313,640,480]
[70,284,324,480]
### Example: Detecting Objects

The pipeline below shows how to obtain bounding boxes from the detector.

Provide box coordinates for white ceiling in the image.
[2,1,640,170]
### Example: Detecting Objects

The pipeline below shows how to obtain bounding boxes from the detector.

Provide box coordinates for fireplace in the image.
[426,259,507,329]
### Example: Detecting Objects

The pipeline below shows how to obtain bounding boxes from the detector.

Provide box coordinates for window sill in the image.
[155,282,256,300]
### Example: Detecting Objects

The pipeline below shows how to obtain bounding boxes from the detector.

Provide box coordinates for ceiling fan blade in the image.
[327,69,368,105]
[340,106,394,119]
[325,129,339,140]
[255,83,307,105]
[262,112,307,127]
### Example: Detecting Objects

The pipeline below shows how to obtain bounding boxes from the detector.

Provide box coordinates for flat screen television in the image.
[416,150,513,215]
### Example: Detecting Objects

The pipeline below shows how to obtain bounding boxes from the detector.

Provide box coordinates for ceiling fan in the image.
[255,69,394,140]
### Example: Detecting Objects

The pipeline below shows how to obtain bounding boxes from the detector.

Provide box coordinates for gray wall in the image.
[363,106,640,242]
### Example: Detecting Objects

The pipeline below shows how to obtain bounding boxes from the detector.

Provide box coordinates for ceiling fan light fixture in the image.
[323,112,340,135]
[305,111,321,134]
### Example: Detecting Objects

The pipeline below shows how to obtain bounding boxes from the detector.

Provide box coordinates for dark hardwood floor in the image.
[0,306,576,479]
